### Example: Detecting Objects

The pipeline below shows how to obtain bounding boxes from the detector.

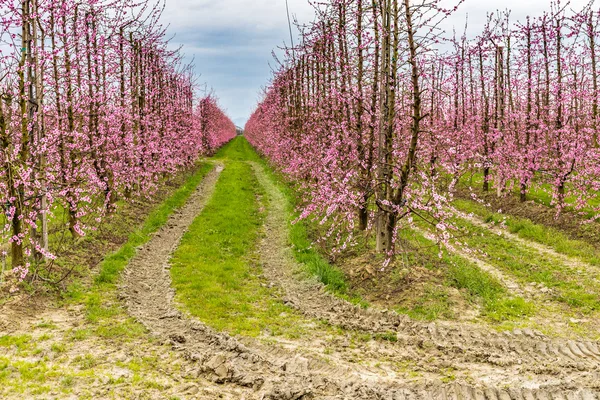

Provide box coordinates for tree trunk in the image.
[375,0,396,254]
[12,0,32,268]
[478,46,490,192]
[61,5,80,237]
[590,12,599,148]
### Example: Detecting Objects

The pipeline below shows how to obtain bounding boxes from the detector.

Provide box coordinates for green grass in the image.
[51,342,67,353]
[247,149,361,305]
[397,227,533,322]
[0,356,59,393]
[454,198,600,267]
[214,136,261,162]
[63,162,214,338]
[396,285,455,321]
[442,211,600,314]
[459,171,600,217]
[287,216,349,294]
[170,139,307,337]
[0,335,32,352]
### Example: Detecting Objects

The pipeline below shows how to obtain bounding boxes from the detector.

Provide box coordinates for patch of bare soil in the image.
[249,161,600,398]
[0,305,247,399]
[337,245,475,322]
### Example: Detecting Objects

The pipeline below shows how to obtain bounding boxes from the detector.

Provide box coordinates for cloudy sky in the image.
[161,0,590,127]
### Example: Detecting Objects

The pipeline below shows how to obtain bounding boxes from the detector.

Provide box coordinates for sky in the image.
[161,0,591,127]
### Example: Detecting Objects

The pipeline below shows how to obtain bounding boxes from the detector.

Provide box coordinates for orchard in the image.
[0,0,235,283]
[246,0,600,258]
[1,0,600,398]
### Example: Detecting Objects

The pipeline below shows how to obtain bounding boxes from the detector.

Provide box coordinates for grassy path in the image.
[0,162,249,399]
[161,138,600,396]
[411,199,600,337]
[170,152,308,338]
[169,138,600,342]
[3,137,600,399]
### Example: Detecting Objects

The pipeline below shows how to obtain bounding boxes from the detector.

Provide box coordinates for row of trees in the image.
[0,0,235,281]
[246,0,600,256]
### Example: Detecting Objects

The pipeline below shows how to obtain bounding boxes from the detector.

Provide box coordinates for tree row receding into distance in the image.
[245,0,600,258]
[0,0,235,284]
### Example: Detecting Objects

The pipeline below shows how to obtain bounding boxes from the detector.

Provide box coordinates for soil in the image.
[2,161,600,399]
[248,161,600,397]
[456,188,600,247]
[339,249,475,321]
[119,159,600,398]
[0,303,246,399]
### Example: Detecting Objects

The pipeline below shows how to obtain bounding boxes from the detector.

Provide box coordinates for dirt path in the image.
[0,302,248,399]
[458,211,600,287]
[3,149,599,398]
[116,159,600,399]
[0,165,252,400]
[249,161,600,397]
[120,162,436,398]
[121,163,261,396]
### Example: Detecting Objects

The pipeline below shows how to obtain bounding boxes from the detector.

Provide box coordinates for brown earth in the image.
[2,161,600,399]
[121,160,600,398]
[250,161,600,395]
[456,187,600,246]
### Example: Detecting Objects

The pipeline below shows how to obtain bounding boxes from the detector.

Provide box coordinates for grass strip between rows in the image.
[244,137,529,317]
[170,139,308,338]
[249,147,365,306]
[444,208,600,314]
[454,198,600,267]
[397,227,534,322]
[214,137,357,304]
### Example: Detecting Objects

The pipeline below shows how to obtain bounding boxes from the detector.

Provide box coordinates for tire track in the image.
[118,162,415,398]
[457,211,600,287]
[120,160,600,399]
[249,161,600,394]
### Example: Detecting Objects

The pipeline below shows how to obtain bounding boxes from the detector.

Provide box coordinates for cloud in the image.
[162,0,314,125]
[440,0,591,37]
[163,0,315,31]
[162,0,592,126]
